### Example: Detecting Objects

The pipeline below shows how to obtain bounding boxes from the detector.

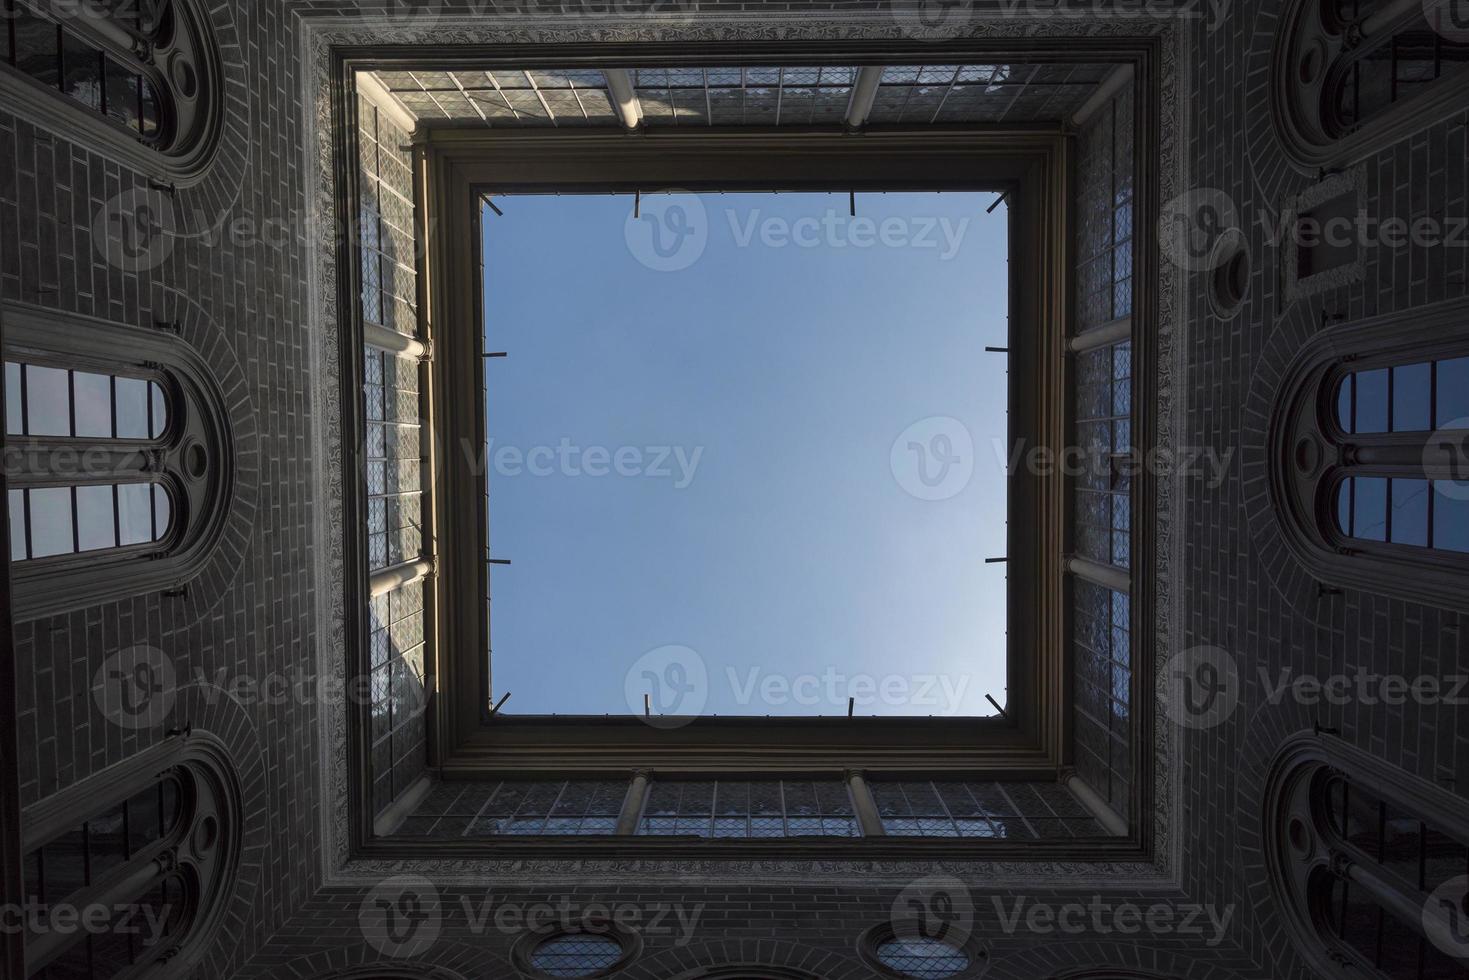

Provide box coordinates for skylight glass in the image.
[482,190,1008,718]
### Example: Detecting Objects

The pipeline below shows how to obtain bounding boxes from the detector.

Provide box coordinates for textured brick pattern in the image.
[4,2,1467,978]
[1,0,312,971]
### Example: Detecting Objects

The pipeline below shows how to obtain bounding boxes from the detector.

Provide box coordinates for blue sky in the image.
[482,191,1008,717]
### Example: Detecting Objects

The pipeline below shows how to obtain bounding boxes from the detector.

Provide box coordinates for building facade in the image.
[1,0,1467,978]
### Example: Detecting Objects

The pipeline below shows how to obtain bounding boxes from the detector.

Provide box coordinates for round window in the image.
[528,933,624,977]
[875,936,970,979]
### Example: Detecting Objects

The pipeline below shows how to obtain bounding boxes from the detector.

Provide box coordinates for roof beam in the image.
[602,68,644,131]
[356,71,418,134]
[844,66,885,131]
[1071,63,1133,129]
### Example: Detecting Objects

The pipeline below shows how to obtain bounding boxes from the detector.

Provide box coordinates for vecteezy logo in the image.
[889,0,977,40]
[92,646,176,730]
[623,190,708,272]
[360,875,442,958]
[1425,418,1469,502]
[382,0,444,29]
[1424,875,1469,960]
[1158,188,1241,272]
[892,875,976,948]
[891,417,975,501]
[1162,646,1240,729]
[92,188,177,273]
[1424,0,1469,43]
[625,644,708,729]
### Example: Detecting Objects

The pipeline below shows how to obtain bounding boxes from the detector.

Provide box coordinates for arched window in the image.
[1272,0,1469,167]
[0,0,222,179]
[19,733,242,979]
[2,303,234,619]
[1263,733,1469,978]
[1269,299,1469,608]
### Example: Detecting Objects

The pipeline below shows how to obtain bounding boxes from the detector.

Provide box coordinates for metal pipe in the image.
[370,557,434,597]
[603,69,643,132]
[1069,316,1132,354]
[1071,64,1134,128]
[371,774,433,837]
[845,770,887,837]
[356,70,419,135]
[364,320,428,360]
[844,66,885,130]
[1067,556,1131,593]
[1066,774,1128,836]
[615,770,651,835]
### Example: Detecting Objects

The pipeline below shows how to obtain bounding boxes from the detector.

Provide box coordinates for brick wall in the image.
[4,1,1467,978]
[1,0,321,971]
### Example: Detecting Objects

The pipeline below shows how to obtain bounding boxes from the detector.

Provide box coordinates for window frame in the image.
[430,127,1064,766]
[1269,298,1469,608]
[2,302,236,619]
[1271,0,1469,169]
[1262,731,1469,979]
[0,0,225,183]
[18,732,244,980]
[331,39,1163,861]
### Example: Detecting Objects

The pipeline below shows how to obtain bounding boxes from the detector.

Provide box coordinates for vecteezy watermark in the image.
[453,893,703,945]
[1159,187,1243,273]
[726,209,971,259]
[725,667,972,716]
[90,647,440,729]
[360,875,443,959]
[991,438,1235,488]
[1161,645,1241,730]
[1260,209,1469,252]
[1423,0,1469,44]
[92,194,435,274]
[381,0,445,28]
[386,0,696,26]
[358,885,704,956]
[625,196,976,271]
[1424,875,1469,961]
[93,645,177,731]
[1,899,174,945]
[891,417,976,501]
[1424,418,1469,502]
[892,876,978,948]
[889,0,979,40]
[0,0,167,26]
[465,439,704,489]
[1159,186,1469,274]
[1260,668,1469,708]
[625,644,709,728]
[992,896,1235,945]
[888,0,1231,40]
[624,190,709,272]
[93,188,178,274]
